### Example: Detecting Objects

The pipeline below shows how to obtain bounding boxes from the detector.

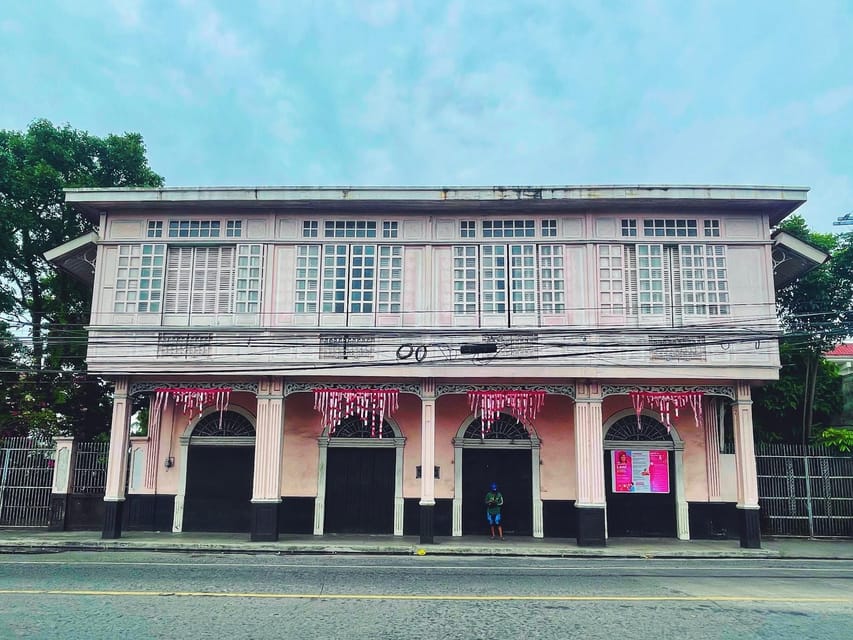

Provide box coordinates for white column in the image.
[452,440,463,536]
[573,383,605,508]
[394,444,404,536]
[104,378,131,502]
[51,437,76,494]
[314,441,328,535]
[733,383,759,509]
[253,377,285,503]
[531,443,544,538]
[674,448,689,539]
[420,380,436,508]
[172,438,189,533]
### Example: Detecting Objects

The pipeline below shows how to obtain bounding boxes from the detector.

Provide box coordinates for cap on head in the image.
[490,482,498,491]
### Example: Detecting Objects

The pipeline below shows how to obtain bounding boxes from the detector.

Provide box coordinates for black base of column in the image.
[102,500,124,539]
[576,506,606,547]
[48,494,69,532]
[419,504,435,544]
[738,508,761,549]
[251,502,281,542]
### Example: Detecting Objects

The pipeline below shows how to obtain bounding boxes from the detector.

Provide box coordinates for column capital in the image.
[257,376,285,399]
[113,377,129,398]
[420,378,436,400]
[574,381,602,402]
[735,381,752,403]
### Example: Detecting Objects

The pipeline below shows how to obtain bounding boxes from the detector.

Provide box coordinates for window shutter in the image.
[164,247,193,314]
[625,245,638,316]
[668,245,683,328]
[217,246,235,314]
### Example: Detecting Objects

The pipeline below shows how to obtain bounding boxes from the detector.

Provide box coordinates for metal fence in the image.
[0,437,55,527]
[755,443,853,538]
[71,441,110,494]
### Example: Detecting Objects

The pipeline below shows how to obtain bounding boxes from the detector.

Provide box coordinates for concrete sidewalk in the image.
[1,529,852,559]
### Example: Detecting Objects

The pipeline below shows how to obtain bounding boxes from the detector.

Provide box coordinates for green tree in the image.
[753,215,853,444]
[0,119,163,438]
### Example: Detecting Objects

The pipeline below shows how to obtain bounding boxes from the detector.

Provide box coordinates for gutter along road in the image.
[0,552,851,639]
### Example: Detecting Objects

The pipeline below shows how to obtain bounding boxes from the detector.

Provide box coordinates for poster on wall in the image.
[611,449,670,494]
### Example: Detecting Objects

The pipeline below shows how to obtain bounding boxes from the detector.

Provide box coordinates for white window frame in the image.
[680,244,730,316]
[114,244,165,313]
[598,244,624,315]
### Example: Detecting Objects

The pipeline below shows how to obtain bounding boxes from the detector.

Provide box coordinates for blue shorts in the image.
[487,512,501,525]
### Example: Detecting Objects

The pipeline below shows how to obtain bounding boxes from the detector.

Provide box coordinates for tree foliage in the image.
[0,119,163,439]
[753,215,853,444]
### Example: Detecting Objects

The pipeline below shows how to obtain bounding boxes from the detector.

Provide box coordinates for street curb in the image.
[0,540,784,559]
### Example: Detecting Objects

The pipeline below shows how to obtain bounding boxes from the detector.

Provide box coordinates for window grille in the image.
[621,220,637,237]
[324,220,377,238]
[510,244,537,313]
[605,415,672,441]
[643,219,698,237]
[538,245,565,313]
[460,220,476,238]
[649,335,707,361]
[168,220,221,238]
[453,246,478,314]
[598,244,625,315]
[193,412,255,436]
[114,244,165,313]
[157,332,213,357]
[680,245,730,315]
[482,220,535,238]
[481,245,507,313]
[235,245,263,313]
[377,246,403,313]
[541,219,557,237]
[704,220,721,237]
[226,220,242,237]
[303,221,318,238]
[382,221,399,238]
[331,414,394,438]
[464,413,530,439]
[295,245,320,313]
[147,221,163,238]
[637,244,665,315]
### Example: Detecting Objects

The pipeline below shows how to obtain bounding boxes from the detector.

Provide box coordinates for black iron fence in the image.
[755,443,853,538]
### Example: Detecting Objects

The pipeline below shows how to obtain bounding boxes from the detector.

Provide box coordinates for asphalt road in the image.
[0,552,851,639]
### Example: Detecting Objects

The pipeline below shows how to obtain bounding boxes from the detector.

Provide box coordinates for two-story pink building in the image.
[47,185,824,548]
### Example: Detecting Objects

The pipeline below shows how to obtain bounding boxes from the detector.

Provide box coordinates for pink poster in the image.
[612,450,633,492]
[611,450,670,494]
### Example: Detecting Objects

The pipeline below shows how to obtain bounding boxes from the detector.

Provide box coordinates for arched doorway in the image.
[454,413,542,537]
[315,416,405,535]
[603,412,685,538]
[180,409,256,533]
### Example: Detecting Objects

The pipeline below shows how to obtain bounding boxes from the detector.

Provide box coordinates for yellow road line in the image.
[0,589,850,603]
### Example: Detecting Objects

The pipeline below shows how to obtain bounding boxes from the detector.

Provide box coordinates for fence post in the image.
[803,455,815,538]
[0,446,9,523]
[48,437,77,531]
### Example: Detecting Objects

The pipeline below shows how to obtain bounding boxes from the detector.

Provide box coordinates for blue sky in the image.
[1,0,851,231]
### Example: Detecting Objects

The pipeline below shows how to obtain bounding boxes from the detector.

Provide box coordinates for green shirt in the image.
[485,491,504,515]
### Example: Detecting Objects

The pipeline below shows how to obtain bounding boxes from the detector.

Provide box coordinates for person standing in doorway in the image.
[485,482,504,540]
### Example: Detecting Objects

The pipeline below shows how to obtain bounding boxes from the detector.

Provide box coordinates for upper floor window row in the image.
[146,220,243,239]
[621,219,721,238]
[301,220,399,239]
[114,243,262,315]
[461,219,558,239]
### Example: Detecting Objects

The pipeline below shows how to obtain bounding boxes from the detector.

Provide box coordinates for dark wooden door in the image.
[604,450,676,537]
[324,447,395,534]
[462,449,532,536]
[183,446,254,533]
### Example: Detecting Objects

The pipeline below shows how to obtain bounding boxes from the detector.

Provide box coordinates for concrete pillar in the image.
[48,437,76,531]
[419,379,436,544]
[103,378,132,539]
[733,382,761,548]
[573,381,606,546]
[251,376,285,541]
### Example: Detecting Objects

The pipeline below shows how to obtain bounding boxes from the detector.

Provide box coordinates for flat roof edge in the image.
[64,184,810,204]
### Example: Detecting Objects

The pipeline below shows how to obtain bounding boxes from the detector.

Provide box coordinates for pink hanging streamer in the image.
[313,388,400,438]
[629,391,704,432]
[467,390,546,438]
[145,387,232,488]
